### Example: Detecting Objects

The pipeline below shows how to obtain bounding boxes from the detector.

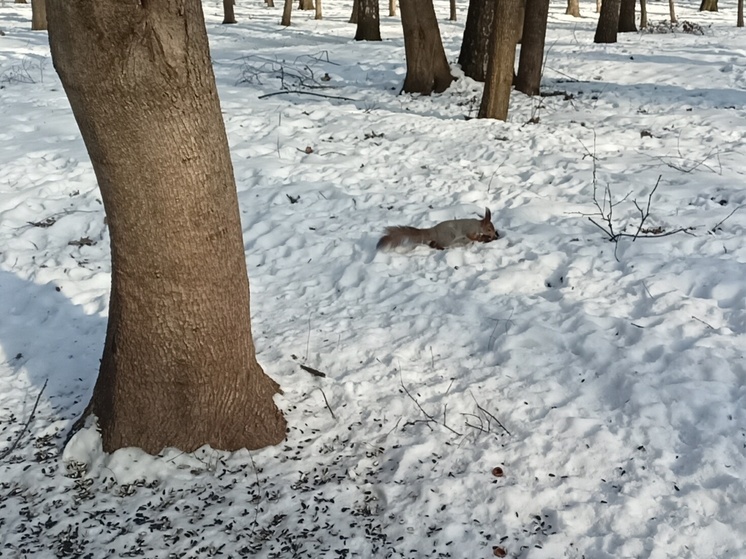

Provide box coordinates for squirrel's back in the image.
[376,226,431,250]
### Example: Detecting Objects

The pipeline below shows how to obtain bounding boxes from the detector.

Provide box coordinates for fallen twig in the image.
[258,90,355,101]
[299,364,326,378]
[0,379,48,461]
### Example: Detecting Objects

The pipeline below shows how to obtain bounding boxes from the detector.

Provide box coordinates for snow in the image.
[2,1,746,557]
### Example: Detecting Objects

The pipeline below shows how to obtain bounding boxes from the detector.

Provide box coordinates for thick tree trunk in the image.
[315,0,322,19]
[47,0,287,455]
[400,0,453,94]
[515,0,549,96]
[478,0,522,120]
[223,0,237,24]
[699,0,717,11]
[355,0,381,40]
[594,0,621,43]
[566,0,580,17]
[458,0,496,82]
[299,0,314,9]
[389,0,396,16]
[350,0,359,23]
[31,0,47,30]
[618,0,637,32]
[282,0,293,25]
[640,0,647,27]
[450,0,457,21]
[669,0,677,22]
[739,0,744,26]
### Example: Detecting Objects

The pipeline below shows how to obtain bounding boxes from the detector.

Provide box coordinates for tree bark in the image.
[31,0,47,30]
[299,0,314,9]
[515,0,549,97]
[400,0,453,94]
[266,0,275,7]
[478,0,522,120]
[566,0,580,17]
[389,0,396,16]
[669,0,677,23]
[699,0,717,11]
[640,0,647,27]
[618,0,637,32]
[282,0,293,25]
[594,0,621,43]
[315,0,322,19]
[449,0,457,21]
[350,0,359,23]
[47,0,287,455]
[223,0,237,24]
[355,0,381,40]
[739,0,744,26]
[458,0,496,82]
[597,0,602,12]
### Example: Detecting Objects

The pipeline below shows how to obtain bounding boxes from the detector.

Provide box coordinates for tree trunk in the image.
[566,0,580,17]
[597,0,602,12]
[350,0,359,23]
[15,0,28,4]
[515,0,549,97]
[400,0,453,94]
[618,0,636,32]
[299,0,314,9]
[640,0,647,27]
[699,0,717,11]
[31,0,47,30]
[458,0,496,82]
[389,0,397,16]
[669,0,677,23]
[282,0,293,25]
[449,0,457,21]
[266,0,275,7]
[46,0,287,455]
[594,0,621,43]
[739,0,744,26]
[478,0,522,120]
[315,0,322,19]
[223,0,237,24]
[355,0,382,40]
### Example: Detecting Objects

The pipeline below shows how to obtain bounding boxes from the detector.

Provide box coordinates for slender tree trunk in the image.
[458,0,496,82]
[515,0,549,96]
[315,0,322,19]
[31,0,47,30]
[478,0,522,120]
[400,0,453,94]
[389,0,397,16]
[739,0,744,26]
[640,0,647,27]
[223,0,237,24]
[566,0,580,17]
[355,0,382,40]
[281,0,293,25]
[266,0,275,7]
[669,0,677,23]
[299,0,314,9]
[47,0,287,454]
[597,0,602,12]
[699,0,717,11]
[450,0,457,21]
[350,0,359,23]
[618,0,637,32]
[594,0,621,43]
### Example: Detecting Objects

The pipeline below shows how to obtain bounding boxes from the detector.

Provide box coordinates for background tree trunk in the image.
[618,0,637,32]
[515,0,549,97]
[15,0,28,4]
[450,0,457,21]
[640,0,647,27]
[266,0,275,7]
[315,0,322,19]
[299,0,315,9]
[458,0,496,82]
[223,0,237,24]
[355,0,382,40]
[668,0,677,22]
[31,0,47,30]
[594,0,621,43]
[597,0,602,12]
[282,0,293,25]
[350,0,359,23]
[47,0,287,454]
[699,0,717,11]
[478,0,522,120]
[400,0,453,94]
[566,0,580,17]
[389,0,396,16]
[739,0,744,26]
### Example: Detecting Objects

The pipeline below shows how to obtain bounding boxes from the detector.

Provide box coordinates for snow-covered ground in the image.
[2,1,746,557]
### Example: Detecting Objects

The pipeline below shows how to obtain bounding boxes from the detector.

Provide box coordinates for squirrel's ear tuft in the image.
[484,208,491,222]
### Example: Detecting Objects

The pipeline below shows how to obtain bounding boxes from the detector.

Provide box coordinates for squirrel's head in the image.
[480,207,499,242]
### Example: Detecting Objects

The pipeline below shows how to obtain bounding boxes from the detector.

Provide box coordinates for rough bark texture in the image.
[449,0,457,21]
[699,0,717,11]
[299,0,314,9]
[566,0,580,17]
[618,0,637,32]
[31,0,47,30]
[47,0,287,455]
[458,0,495,82]
[739,0,744,26]
[282,0,293,25]
[515,0,549,97]
[594,0,621,43]
[355,0,381,40]
[400,0,453,94]
[223,0,237,24]
[350,0,359,23]
[478,0,522,120]
[315,0,322,19]
[640,0,647,27]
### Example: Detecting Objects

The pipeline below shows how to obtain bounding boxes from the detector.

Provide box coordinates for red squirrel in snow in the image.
[377,208,499,251]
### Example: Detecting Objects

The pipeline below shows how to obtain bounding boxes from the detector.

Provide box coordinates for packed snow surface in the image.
[1,1,746,558]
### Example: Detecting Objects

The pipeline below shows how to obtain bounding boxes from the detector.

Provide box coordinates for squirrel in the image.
[377,208,499,251]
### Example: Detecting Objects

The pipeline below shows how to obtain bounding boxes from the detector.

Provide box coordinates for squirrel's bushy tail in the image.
[376,226,429,250]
